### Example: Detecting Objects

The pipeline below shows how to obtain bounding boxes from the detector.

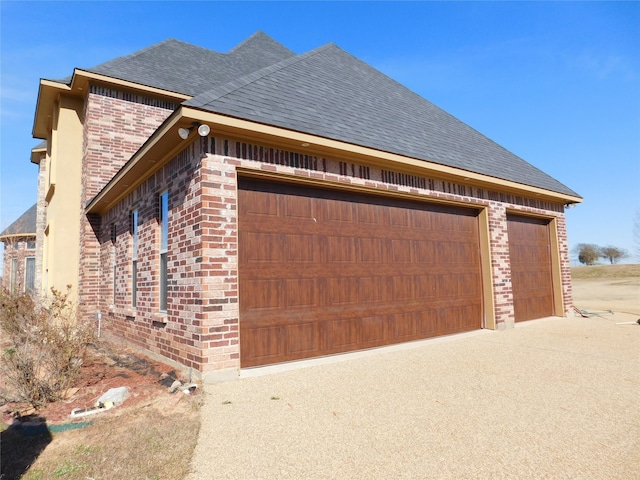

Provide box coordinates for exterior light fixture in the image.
[178,122,211,140]
[197,124,210,136]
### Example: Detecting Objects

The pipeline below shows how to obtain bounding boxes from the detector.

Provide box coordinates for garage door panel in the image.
[284,234,316,263]
[241,325,285,362]
[391,276,415,300]
[414,240,436,264]
[240,279,282,312]
[287,322,320,355]
[411,209,433,229]
[327,277,361,305]
[323,200,354,223]
[360,277,388,303]
[329,318,360,350]
[391,239,413,263]
[242,232,281,263]
[283,195,315,219]
[357,202,388,225]
[242,189,279,217]
[358,237,385,263]
[391,313,418,339]
[239,178,483,367]
[390,208,411,227]
[284,279,317,308]
[327,235,357,263]
[360,316,387,344]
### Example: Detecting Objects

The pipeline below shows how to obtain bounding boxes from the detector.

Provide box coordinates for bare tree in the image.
[600,246,629,264]
[574,243,601,265]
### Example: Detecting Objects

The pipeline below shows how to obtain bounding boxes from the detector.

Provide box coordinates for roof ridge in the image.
[228,30,266,53]
[185,43,334,107]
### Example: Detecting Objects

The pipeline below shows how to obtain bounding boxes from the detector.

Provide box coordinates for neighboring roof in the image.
[185,44,579,198]
[77,31,296,96]
[33,140,47,150]
[0,204,37,240]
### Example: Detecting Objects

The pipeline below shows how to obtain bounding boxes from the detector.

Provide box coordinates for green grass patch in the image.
[571,264,640,280]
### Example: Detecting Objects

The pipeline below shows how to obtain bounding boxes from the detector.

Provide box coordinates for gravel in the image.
[188,313,640,479]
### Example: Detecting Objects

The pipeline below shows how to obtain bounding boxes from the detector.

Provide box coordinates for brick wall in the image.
[35,152,47,295]
[96,134,573,376]
[99,142,208,369]
[78,86,176,317]
[1,239,36,293]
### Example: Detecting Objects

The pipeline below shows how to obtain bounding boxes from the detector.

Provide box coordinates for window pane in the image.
[160,252,167,311]
[25,257,35,293]
[160,192,168,251]
[132,260,137,308]
[132,210,139,260]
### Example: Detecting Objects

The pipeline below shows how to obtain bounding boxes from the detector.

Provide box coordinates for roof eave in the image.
[32,79,71,140]
[0,232,36,242]
[87,106,582,215]
[71,69,191,102]
[30,145,47,165]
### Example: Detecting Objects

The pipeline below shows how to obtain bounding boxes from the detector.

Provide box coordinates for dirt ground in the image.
[571,268,640,315]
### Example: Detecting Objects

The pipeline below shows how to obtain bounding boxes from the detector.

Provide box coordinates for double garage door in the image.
[238,178,484,367]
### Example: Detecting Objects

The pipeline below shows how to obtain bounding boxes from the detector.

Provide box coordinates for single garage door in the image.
[238,178,483,367]
[507,214,555,322]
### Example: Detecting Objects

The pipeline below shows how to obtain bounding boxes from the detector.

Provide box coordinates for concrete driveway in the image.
[188,313,639,479]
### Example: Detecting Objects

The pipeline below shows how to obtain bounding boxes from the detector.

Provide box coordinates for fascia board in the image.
[72,69,191,102]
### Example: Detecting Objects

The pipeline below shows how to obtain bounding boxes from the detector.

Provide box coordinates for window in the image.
[26,240,36,250]
[25,257,35,293]
[131,210,139,308]
[159,191,168,312]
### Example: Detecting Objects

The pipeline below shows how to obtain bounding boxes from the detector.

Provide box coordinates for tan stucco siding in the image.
[42,95,84,299]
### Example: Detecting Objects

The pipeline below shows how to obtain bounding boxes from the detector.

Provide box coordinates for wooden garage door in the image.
[238,178,483,367]
[507,214,555,322]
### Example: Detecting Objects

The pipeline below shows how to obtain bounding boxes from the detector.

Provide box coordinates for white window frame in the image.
[159,191,168,312]
[132,210,139,308]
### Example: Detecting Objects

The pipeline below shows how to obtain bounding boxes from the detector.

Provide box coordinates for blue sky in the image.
[1,1,638,270]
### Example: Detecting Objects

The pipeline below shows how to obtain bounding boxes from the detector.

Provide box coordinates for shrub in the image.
[0,286,95,408]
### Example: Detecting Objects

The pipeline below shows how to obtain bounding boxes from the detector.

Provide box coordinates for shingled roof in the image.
[60,32,578,198]
[185,43,579,197]
[0,204,37,240]
[80,31,295,96]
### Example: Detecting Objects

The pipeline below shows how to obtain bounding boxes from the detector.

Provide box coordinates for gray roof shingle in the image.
[1,204,37,238]
[80,31,295,96]
[185,44,579,197]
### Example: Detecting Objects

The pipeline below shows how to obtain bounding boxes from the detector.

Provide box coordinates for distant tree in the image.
[574,243,601,265]
[599,245,628,264]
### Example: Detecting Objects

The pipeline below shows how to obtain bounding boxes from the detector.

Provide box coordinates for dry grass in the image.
[571,263,640,280]
[1,341,202,480]
[14,398,200,480]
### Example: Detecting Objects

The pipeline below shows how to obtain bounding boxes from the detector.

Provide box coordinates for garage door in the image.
[238,178,483,367]
[507,214,555,322]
